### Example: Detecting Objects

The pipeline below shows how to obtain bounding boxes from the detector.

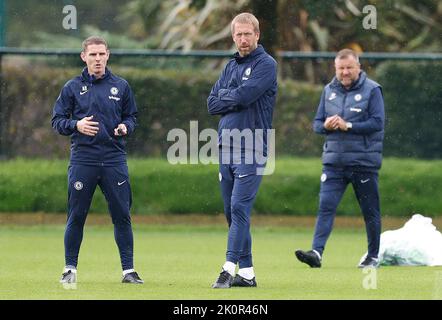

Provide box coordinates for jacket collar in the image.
[81,67,111,83]
[330,71,367,92]
[234,44,265,64]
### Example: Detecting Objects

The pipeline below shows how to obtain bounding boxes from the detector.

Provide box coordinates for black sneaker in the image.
[122,272,144,284]
[212,270,233,289]
[358,256,379,268]
[60,269,77,283]
[295,249,322,268]
[232,274,257,287]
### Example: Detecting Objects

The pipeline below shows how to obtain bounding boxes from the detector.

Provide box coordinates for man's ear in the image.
[80,51,86,62]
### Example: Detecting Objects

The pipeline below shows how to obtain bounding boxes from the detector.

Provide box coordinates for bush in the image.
[1,158,442,217]
[0,64,323,158]
[1,61,441,159]
[376,61,442,158]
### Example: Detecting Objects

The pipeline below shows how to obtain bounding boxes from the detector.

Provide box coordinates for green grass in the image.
[1,224,441,300]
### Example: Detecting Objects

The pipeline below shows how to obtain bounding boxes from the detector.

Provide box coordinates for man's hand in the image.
[218,89,229,97]
[324,115,340,131]
[336,117,350,131]
[324,115,351,131]
[114,123,127,136]
[76,115,99,136]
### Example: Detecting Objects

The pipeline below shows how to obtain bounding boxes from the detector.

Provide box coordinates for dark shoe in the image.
[295,249,322,268]
[358,256,379,268]
[212,270,233,289]
[122,272,144,284]
[232,274,257,287]
[60,269,77,284]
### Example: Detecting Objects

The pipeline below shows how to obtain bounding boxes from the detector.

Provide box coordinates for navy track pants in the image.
[219,162,263,268]
[64,164,134,271]
[312,168,381,258]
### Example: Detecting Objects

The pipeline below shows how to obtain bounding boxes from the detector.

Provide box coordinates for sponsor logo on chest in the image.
[350,95,363,112]
[109,87,120,101]
[242,67,252,81]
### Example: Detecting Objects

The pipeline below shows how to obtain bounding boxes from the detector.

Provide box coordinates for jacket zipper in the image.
[339,92,347,166]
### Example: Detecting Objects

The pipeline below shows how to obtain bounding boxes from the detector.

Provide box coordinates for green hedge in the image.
[376,61,442,158]
[0,64,322,158]
[1,158,442,217]
[1,61,441,159]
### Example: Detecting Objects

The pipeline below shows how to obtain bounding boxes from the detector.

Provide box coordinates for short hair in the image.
[335,49,360,63]
[82,36,108,52]
[231,12,260,35]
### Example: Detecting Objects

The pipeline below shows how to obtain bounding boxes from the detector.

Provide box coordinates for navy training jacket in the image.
[207,45,277,156]
[313,71,385,170]
[52,67,137,166]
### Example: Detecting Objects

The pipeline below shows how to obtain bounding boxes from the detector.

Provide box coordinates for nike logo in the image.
[241,278,255,285]
[238,174,249,178]
[118,180,127,186]
[80,91,88,95]
[361,179,370,184]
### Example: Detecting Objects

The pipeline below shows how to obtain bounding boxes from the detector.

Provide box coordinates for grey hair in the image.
[335,48,360,63]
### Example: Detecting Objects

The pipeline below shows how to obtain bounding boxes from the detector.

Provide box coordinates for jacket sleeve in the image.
[51,83,78,136]
[219,59,277,107]
[313,90,329,135]
[350,87,385,134]
[121,83,138,135]
[207,65,239,115]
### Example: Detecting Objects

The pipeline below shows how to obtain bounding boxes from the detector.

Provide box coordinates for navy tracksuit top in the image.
[52,67,137,166]
[313,71,385,170]
[207,45,277,156]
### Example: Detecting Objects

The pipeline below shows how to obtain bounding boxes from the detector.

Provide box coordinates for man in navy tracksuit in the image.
[208,13,277,288]
[52,36,143,284]
[296,49,385,269]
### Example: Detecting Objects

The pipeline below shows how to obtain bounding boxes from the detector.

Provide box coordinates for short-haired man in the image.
[207,13,278,288]
[52,36,143,284]
[295,49,385,268]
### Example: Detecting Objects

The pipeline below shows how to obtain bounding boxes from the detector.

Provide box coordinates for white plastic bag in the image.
[360,214,442,266]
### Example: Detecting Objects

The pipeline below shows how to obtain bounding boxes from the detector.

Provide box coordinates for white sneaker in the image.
[60,269,77,283]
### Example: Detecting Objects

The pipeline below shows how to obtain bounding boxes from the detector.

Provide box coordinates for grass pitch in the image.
[0,222,441,300]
